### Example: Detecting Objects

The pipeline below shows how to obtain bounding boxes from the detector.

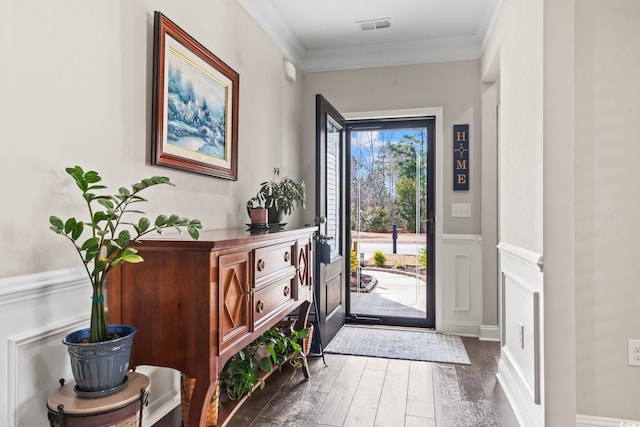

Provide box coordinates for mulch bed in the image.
[350,272,377,292]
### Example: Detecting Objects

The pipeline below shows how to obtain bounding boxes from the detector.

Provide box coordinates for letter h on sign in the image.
[453,124,469,191]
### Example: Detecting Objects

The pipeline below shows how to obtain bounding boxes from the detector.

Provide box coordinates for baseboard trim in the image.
[479,325,500,341]
[496,371,527,427]
[144,393,181,426]
[440,321,480,337]
[497,349,543,427]
[576,414,640,426]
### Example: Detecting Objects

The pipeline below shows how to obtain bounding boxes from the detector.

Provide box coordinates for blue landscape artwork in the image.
[166,51,227,160]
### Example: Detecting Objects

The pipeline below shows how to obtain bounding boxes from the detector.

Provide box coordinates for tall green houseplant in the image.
[49,166,202,343]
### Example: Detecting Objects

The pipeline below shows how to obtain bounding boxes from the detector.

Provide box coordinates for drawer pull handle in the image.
[284,251,290,262]
[256,300,265,313]
[257,259,265,271]
[283,285,290,297]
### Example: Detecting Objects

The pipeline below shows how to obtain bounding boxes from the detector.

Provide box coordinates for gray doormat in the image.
[324,325,471,365]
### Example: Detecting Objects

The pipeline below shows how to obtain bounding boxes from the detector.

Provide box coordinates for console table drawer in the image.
[254,243,295,283]
[253,279,295,327]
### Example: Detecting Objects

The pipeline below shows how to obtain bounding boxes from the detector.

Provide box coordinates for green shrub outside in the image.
[419,247,427,268]
[372,250,387,267]
[350,250,358,273]
[364,207,390,232]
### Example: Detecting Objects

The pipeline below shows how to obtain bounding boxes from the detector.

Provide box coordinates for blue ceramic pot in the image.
[63,324,136,397]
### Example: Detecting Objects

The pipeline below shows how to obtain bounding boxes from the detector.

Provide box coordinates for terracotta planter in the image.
[249,208,268,225]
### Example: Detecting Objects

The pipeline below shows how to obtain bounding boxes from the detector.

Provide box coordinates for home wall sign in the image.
[453,124,469,191]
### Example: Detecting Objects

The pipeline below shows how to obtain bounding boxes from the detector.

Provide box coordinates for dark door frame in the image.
[345,116,436,329]
[314,94,347,349]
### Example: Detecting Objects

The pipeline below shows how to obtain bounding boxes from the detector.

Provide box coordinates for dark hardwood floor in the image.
[432,338,519,427]
[155,337,519,427]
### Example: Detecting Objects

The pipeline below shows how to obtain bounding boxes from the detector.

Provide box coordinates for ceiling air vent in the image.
[357,17,391,31]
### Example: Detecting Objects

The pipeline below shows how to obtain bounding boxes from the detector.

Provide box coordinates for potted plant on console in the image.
[246,167,306,226]
[49,165,202,397]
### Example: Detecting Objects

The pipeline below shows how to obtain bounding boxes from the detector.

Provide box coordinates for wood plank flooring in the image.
[155,337,519,427]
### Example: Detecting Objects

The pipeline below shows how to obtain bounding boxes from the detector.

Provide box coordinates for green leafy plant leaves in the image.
[246,167,305,217]
[218,323,309,400]
[50,165,202,342]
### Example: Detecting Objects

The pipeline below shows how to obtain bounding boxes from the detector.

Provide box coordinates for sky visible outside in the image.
[350,128,426,160]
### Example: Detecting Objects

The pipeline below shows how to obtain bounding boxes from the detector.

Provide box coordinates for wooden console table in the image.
[108,226,315,427]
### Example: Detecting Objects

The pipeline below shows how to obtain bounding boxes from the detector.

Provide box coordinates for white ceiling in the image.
[238,0,502,72]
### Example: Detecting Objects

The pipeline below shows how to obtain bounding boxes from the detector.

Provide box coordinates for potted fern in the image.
[49,166,202,396]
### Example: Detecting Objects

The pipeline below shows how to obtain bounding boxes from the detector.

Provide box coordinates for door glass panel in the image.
[326,116,341,258]
[348,118,434,327]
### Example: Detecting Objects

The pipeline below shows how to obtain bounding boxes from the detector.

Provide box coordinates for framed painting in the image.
[151,11,239,180]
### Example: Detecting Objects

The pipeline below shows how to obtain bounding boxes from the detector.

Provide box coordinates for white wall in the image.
[0,0,303,424]
[485,0,579,425]
[575,0,640,421]
[481,80,499,333]
[482,0,548,425]
[542,0,576,425]
[0,0,304,280]
[483,0,543,256]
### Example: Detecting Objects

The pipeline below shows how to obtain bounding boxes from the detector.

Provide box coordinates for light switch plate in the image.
[451,203,471,218]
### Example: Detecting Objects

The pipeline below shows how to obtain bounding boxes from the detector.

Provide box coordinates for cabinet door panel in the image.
[297,238,311,289]
[219,251,250,350]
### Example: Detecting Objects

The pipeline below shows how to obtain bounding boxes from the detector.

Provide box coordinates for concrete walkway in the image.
[350,269,427,319]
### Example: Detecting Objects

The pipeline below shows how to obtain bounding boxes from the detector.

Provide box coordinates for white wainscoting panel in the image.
[454,254,471,311]
[0,268,178,426]
[7,316,87,427]
[497,242,544,427]
[439,234,482,336]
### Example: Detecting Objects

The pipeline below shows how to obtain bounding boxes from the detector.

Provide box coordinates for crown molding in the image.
[238,0,305,63]
[239,1,499,73]
[302,37,481,72]
[480,0,504,52]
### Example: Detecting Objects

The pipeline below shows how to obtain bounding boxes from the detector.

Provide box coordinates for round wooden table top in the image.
[47,372,150,415]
